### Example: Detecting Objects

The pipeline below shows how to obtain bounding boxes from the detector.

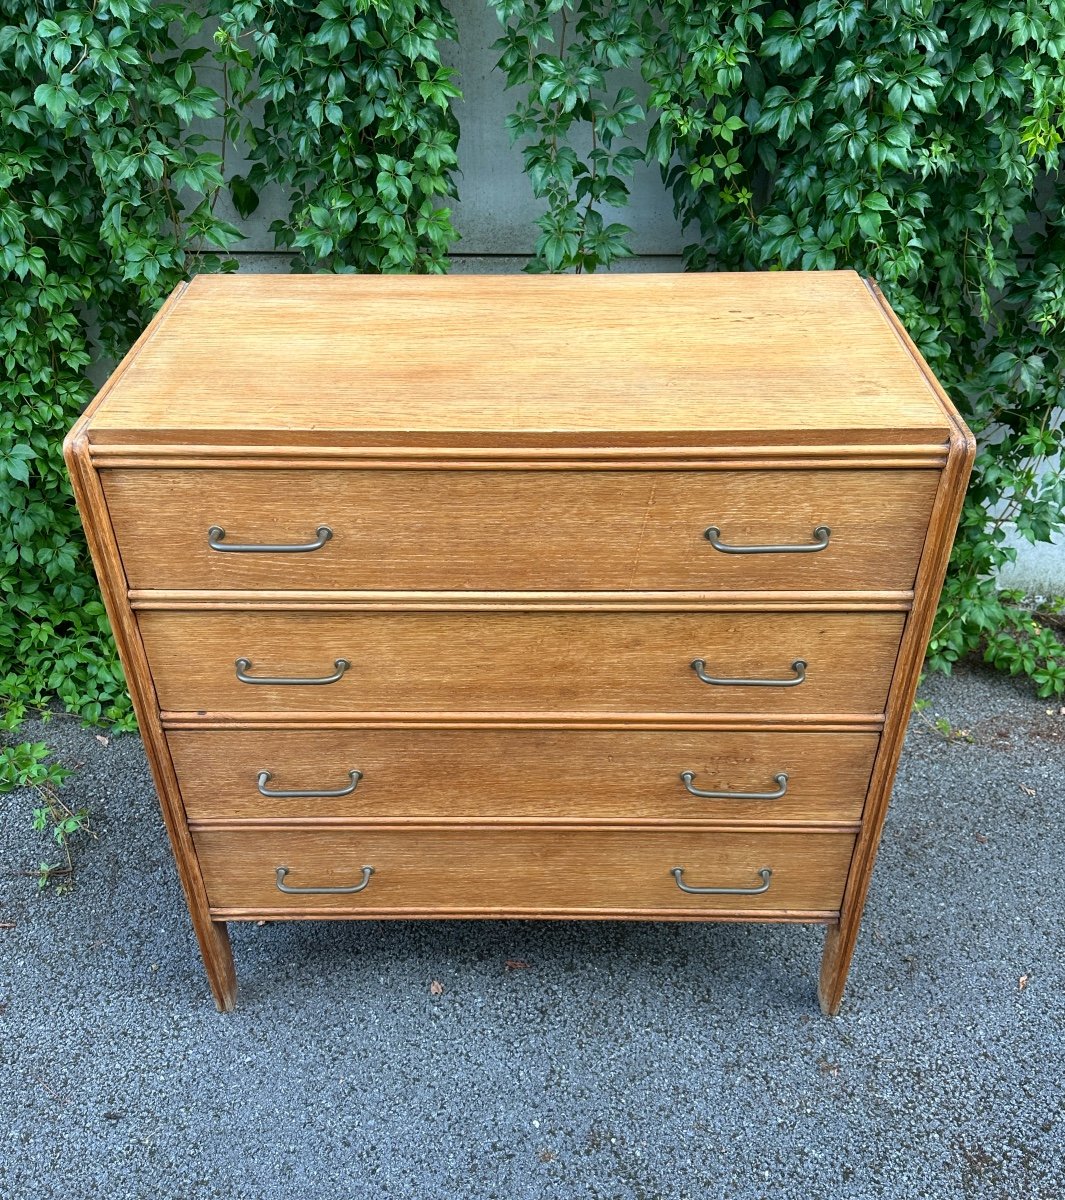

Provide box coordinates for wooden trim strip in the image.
[188,817,863,834]
[91,441,949,461]
[91,451,947,471]
[130,588,914,613]
[211,906,838,924]
[162,711,886,732]
[818,286,977,1015]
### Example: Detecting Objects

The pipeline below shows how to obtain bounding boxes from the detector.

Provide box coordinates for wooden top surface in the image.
[84,271,953,449]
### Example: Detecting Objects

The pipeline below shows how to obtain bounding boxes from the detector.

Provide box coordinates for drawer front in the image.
[193,827,856,915]
[103,468,937,592]
[172,729,878,823]
[140,610,905,715]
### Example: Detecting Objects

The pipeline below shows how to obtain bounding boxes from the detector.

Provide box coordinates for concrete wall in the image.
[999,529,1064,596]
[998,446,1064,596]
[217,0,685,267]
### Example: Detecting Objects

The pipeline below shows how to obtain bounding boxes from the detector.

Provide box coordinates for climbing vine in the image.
[0,0,465,763]
[212,0,461,272]
[0,0,240,734]
[492,0,644,270]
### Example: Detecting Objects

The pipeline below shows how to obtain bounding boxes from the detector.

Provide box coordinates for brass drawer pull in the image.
[671,866,772,895]
[704,525,830,554]
[275,865,374,895]
[235,657,350,685]
[691,658,806,687]
[679,771,789,800]
[207,524,333,553]
[257,769,362,798]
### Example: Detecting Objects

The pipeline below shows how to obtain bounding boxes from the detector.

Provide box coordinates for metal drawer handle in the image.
[235,657,350,686]
[691,658,806,687]
[679,771,789,800]
[257,769,362,798]
[275,865,374,895]
[704,525,830,554]
[672,866,772,895]
[208,524,333,553]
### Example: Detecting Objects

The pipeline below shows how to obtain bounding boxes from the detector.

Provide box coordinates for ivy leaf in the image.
[0,444,36,485]
[33,81,77,121]
[312,19,350,54]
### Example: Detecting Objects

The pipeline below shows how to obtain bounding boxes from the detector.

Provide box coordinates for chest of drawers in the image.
[65,271,974,1013]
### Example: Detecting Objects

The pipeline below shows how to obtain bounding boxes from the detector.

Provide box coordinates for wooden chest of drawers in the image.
[65,271,974,1013]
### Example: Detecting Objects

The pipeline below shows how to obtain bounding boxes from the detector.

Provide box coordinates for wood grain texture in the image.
[817,281,978,1016]
[137,609,906,716]
[91,452,949,471]
[62,291,237,1012]
[163,712,886,732]
[102,467,937,592]
[211,906,838,923]
[92,442,949,467]
[169,728,879,823]
[131,589,914,613]
[193,826,856,914]
[82,272,951,448]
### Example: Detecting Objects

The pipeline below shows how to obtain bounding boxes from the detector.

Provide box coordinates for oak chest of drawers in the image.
[65,271,974,1013]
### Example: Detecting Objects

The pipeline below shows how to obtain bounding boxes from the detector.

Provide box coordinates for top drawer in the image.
[101,468,938,593]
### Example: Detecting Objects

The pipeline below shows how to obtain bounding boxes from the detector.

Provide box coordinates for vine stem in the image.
[550,7,569,167]
[575,113,597,275]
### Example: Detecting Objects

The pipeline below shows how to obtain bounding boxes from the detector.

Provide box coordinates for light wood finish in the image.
[102,467,937,592]
[215,907,835,923]
[65,272,975,1014]
[81,272,951,448]
[171,729,878,824]
[192,826,856,915]
[131,589,914,612]
[164,713,886,732]
[137,609,906,716]
[93,444,950,469]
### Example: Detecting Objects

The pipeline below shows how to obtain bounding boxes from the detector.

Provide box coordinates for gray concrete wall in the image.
[999,529,1064,596]
[215,0,686,265]
[998,445,1064,596]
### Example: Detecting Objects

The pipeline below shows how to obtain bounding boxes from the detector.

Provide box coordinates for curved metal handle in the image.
[208,525,333,553]
[671,866,772,895]
[235,657,350,686]
[275,865,373,895]
[679,771,789,800]
[691,658,806,688]
[704,525,830,554]
[257,769,362,799]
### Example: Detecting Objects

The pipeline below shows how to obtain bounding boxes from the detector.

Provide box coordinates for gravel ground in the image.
[1,661,1062,1200]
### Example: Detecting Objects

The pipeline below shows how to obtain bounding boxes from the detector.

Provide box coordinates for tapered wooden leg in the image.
[818,923,854,1016]
[195,918,238,1012]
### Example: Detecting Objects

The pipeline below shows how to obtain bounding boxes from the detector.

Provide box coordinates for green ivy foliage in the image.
[1,0,464,747]
[493,0,645,270]
[495,0,1065,696]
[0,0,241,731]
[213,0,461,271]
